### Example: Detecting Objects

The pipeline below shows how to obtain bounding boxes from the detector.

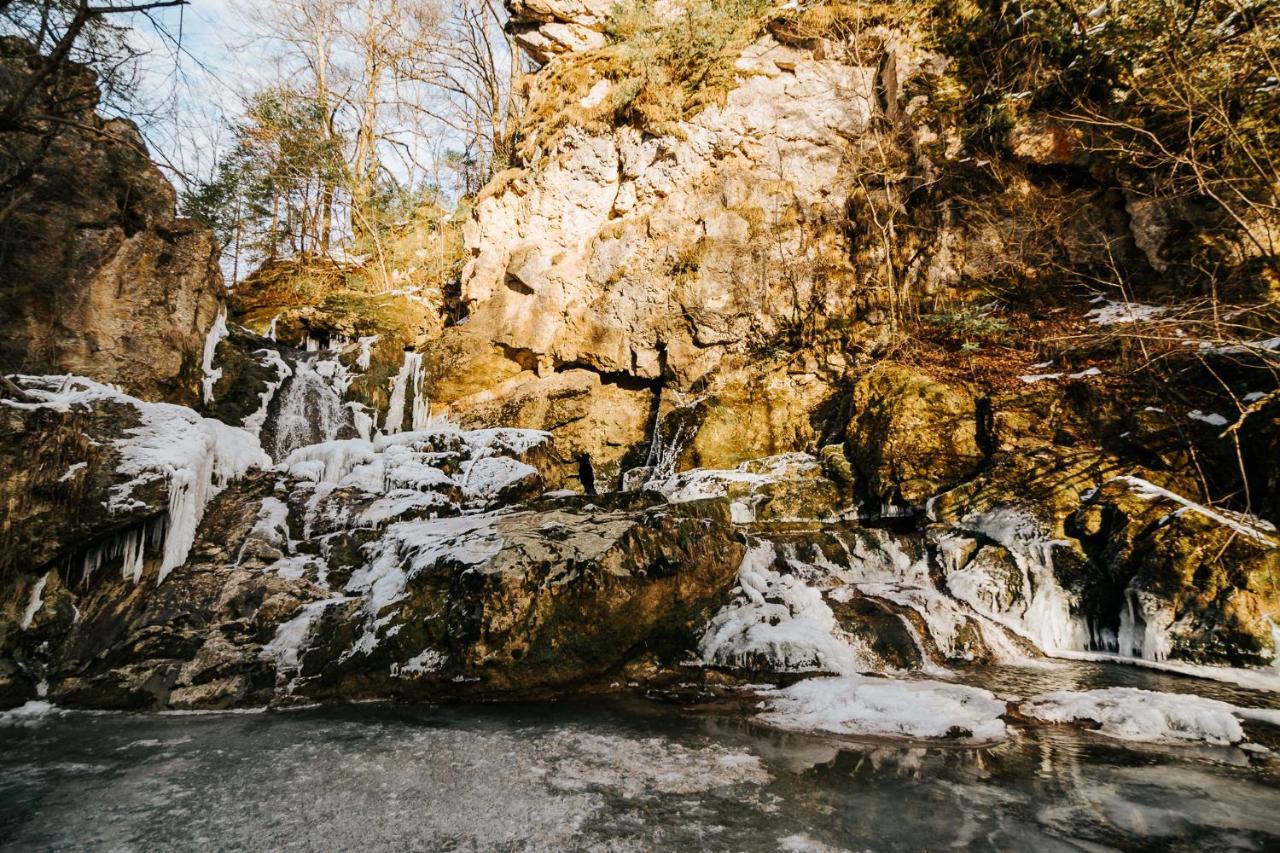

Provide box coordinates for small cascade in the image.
[634,398,702,488]
[266,313,281,341]
[272,353,356,460]
[384,351,429,434]
[201,306,230,404]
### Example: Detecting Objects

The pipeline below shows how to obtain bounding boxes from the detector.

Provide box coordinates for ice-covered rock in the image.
[757,675,1009,743]
[1021,687,1280,746]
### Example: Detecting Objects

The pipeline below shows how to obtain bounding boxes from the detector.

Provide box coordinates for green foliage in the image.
[922,303,1012,349]
[182,87,347,262]
[605,0,774,127]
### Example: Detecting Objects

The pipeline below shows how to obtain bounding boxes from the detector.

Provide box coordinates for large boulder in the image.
[0,38,224,406]
[1075,475,1280,667]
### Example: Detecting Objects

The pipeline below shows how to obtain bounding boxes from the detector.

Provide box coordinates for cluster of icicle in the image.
[6,375,270,585]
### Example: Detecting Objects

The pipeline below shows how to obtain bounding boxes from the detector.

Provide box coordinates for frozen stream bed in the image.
[3,662,1280,851]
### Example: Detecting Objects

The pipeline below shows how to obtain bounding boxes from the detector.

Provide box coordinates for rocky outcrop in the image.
[0,380,747,709]
[430,17,878,472]
[1075,476,1280,667]
[507,0,615,63]
[0,38,224,406]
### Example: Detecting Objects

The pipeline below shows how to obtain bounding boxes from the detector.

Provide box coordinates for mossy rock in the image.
[846,363,985,506]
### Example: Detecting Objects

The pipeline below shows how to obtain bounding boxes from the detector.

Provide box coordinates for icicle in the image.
[266,313,281,341]
[200,305,230,404]
[120,526,146,583]
[356,335,380,370]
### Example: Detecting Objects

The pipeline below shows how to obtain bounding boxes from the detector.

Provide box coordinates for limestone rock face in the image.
[507,0,614,63]
[846,364,985,506]
[455,36,872,391]
[435,365,652,491]
[674,353,847,472]
[0,39,224,406]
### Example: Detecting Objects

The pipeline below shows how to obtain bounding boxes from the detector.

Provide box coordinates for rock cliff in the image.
[1,2,1278,711]
[0,38,225,406]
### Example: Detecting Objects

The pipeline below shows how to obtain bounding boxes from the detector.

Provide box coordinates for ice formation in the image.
[699,543,873,675]
[946,507,1090,654]
[757,675,1009,742]
[8,375,269,584]
[200,306,229,404]
[1111,475,1276,545]
[20,576,47,629]
[1021,687,1280,746]
[272,353,356,460]
[241,349,292,438]
[384,350,428,434]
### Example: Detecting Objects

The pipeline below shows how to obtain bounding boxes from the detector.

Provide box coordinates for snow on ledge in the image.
[8,375,269,582]
[1085,300,1168,325]
[1109,475,1276,545]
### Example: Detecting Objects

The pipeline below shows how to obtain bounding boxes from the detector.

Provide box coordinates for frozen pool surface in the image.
[2,663,1280,851]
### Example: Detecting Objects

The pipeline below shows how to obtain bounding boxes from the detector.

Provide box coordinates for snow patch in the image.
[699,543,872,675]
[1086,301,1168,325]
[20,576,47,629]
[1188,409,1229,427]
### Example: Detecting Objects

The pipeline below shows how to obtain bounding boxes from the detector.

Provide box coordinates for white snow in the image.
[238,496,291,561]
[1019,373,1060,384]
[261,596,347,672]
[343,514,505,658]
[1188,409,1229,427]
[650,467,769,504]
[0,700,57,726]
[111,401,269,582]
[58,462,87,482]
[200,305,229,404]
[458,456,538,503]
[1085,301,1168,325]
[355,335,380,370]
[947,507,1091,655]
[10,376,268,583]
[757,675,1008,742]
[1021,687,1280,746]
[360,490,456,526]
[241,349,292,438]
[391,648,447,677]
[272,354,356,460]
